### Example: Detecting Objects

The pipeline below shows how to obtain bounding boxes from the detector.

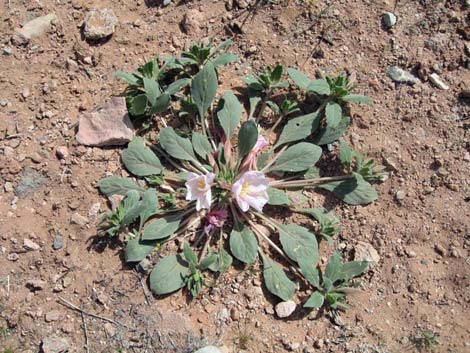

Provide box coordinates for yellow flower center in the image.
[239,181,251,197]
[197,179,206,190]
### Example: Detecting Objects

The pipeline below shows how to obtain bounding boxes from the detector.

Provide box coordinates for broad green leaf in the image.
[122,137,162,176]
[313,116,350,145]
[325,251,342,282]
[97,177,145,196]
[342,94,373,105]
[248,89,262,119]
[149,93,170,114]
[128,94,148,116]
[304,292,324,308]
[275,112,321,148]
[142,214,182,240]
[124,237,156,262]
[267,187,290,206]
[114,71,140,86]
[138,188,158,229]
[149,254,189,295]
[159,127,197,163]
[295,207,340,243]
[199,254,217,270]
[278,224,319,264]
[257,151,272,170]
[143,78,160,105]
[303,166,320,179]
[212,53,238,67]
[319,173,377,205]
[211,39,234,56]
[237,120,258,158]
[325,102,342,128]
[271,65,283,82]
[261,253,295,301]
[287,68,311,91]
[191,61,218,119]
[229,225,258,264]
[121,190,142,226]
[339,139,353,167]
[341,261,368,280]
[270,143,322,172]
[217,91,242,138]
[165,78,191,95]
[208,248,233,273]
[298,258,320,288]
[307,79,331,95]
[192,132,213,160]
[183,242,198,265]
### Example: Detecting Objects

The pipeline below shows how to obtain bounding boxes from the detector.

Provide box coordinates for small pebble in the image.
[382,12,397,28]
[429,73,449,90]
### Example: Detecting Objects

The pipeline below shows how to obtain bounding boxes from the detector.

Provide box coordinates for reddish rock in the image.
[76,97,134,147]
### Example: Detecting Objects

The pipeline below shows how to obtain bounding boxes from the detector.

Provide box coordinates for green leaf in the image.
[124,237,156,262]
[191,61,218,119]
[159,127,197,163]
[138,188,158,229]
[229,225,258,264]
[342,94,373,105]
[183,242,198,265]
[296,207,340,243]
[192,132,213,160]
[212,53,239,67]
[307,79,331,95]
[271,65,283,82]
[275,112,321,148]
[143,78,160,105]
[261,253,295,301]
[319,173,377,205]
[149,254,189,295]
[199,254,217,270]
[128,94,148,116]
[341,261,368,280]
[277,224,319,264]
[217,91,242,138]
[339,139,353,167]
[237,120,258,158]
[325,251,342,282]
[141,214,182,240]
[114,71,140,86]
[208,248,233,273]
[121,190,142,226]
[257,151,272,170]
[313,116,350,145]
[149,93,170,114]
[298,258,320,288]
[325,102,342,128]
[165,78,191,95]
[267,187,290,206]
[303,166,320,179]
[304,292,324,308]
[122,137,162,176]
[248,89,262,119]
[97,177,145,196]
[287,68,311,91]
[270,143,322,172]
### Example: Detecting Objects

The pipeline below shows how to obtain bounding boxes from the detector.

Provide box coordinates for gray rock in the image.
[182,9,203,34]
[76,97,135,147]
[383,12,397,28]
[15,167,47,198]
[3,47,12,55]
[7,253,19,261]
[55,146,69,159]
[429,73,449,90]
[4,182,14,193]
[194,347,221,353]
[41,336,69,353]
[387,66,420,85]
[354,241,380,264]
[71,212,88,226]
[275,300,296,318]
[395,190,406,201]
[83,8,118,40]
[45,310,61,322]
[23,238,40,251]
[53,234,63,250]
[138,258,152,273]
[16,13,57,40]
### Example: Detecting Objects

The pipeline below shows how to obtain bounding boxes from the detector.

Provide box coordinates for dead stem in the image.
[269,174,352,188]
[261,144,288,172]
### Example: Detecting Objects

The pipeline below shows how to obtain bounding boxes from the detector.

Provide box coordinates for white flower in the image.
[232,171,269,212]
[185,172,215,211]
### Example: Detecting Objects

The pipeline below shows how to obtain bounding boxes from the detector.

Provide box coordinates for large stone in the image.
[23,238,40,251]
[194,347,221,353]
[15,167,48,198]
[83,8,118,40]
[275,300,296,318]
[41,335,69,353]
[354,241,380,264]
[386,66,421,85]
[16,13,57,40]
[76,97,134,147]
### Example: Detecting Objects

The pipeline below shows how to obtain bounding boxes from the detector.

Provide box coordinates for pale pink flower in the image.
[241,135,269,171]
[252,135,269,153]
[185,172,215,211]
[204,208,228,235]
[232,171,269,212]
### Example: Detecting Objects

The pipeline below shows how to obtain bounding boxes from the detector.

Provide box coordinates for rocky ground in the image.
[0,0,469,352]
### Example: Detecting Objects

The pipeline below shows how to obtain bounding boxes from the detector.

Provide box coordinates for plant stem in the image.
[268,113,285,134]
[198,230,213,260]
[255,88,271,123]
[260,144,288,173]
[152,145,189,172]
[269,174,352,188]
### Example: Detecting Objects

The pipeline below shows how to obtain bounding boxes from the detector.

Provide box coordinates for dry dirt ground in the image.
[0,0,470,352]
